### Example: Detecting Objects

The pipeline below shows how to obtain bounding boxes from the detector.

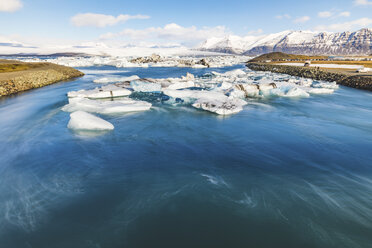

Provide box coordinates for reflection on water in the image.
[0,65,372,248]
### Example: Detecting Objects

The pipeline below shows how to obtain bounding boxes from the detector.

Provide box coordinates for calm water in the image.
[1,65,372,248]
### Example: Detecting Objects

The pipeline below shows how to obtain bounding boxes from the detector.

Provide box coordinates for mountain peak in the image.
[198,28,372,56]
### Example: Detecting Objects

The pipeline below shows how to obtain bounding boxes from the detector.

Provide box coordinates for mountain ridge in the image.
[197,28,372,55]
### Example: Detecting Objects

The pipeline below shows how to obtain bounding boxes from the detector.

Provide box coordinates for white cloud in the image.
[354,0,372,5]
[318,11,333,18]
[339,11,351,17]
[71,13,150,28]
[100,23,228,45]
[314,17,372,31]
[276,14,291,19]
[0,0,23,12]
[294,16,310,23]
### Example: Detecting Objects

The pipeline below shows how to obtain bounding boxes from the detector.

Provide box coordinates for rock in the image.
[178,60,195,67]
[197,58,210,68]
[246,62,372,91]
[130,54,162,64]
[150,53,162,63]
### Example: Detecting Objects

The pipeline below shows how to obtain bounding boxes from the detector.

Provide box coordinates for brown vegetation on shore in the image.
[0,59,84,97]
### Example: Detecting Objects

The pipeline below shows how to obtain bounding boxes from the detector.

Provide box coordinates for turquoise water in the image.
[0,65,372,248]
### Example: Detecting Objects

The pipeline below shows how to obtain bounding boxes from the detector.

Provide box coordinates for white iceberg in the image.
[62,98,152,114]
[283,87,310,98]
[308,88,335,94]
[93,75,140,84]
[312,82,339,89]
[163,89,228,102]
[234,84,260,98]
[67,84,132,99]
[218,82,233,90]
[222,69,246,78]
[166,81,195,90]
[67,111,114,131]
[130,80,162,93]
[192,98,247,115]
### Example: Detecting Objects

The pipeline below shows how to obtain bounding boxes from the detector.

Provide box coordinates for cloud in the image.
[314,17,372,31]
[339,11,351,17]
[100,23,228,45]
[276,14,291,19]
[294,16,310,23]
[318,11,333,18]
[70,13,150,28]
[354,0,372,5]
[0,0,23,12]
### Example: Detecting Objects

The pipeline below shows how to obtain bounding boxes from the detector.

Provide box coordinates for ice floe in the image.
[62,98,152,114]
[20,55,252,68]
[192,97,247,115]
[67,111,114,131]
[62,64,341,129]
[67,83,132,99]
[93,75,140,84]
[130,80,162,93]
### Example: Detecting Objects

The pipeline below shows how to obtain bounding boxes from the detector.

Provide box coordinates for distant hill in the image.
[198,28,372,56]
[248,52,327,62]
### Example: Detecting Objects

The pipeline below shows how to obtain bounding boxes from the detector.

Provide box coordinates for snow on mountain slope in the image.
[198,28,372,55]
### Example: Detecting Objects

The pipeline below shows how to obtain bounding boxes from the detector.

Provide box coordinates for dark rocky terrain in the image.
[247,62,372,91]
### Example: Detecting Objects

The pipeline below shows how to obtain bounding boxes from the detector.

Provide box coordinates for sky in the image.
[0,0,371,51]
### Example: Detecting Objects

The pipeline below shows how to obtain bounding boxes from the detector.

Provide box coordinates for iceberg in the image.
[283,87,310,98]
[308,88,335,94]
[130,80,162,93]
[67,111,114,131]
[234,84,260,97]
[166,81,195,90]
[163,89,228,102]
[312,82,339,89]
[67,84,132,99]
[192,98,247,115]
[62,98,152,114]
[93,75,140,84]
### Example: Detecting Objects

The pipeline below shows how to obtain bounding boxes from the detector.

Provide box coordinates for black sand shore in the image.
[246,62,372,91]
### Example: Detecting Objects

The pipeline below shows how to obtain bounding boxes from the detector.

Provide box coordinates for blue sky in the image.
[0,0,371,47]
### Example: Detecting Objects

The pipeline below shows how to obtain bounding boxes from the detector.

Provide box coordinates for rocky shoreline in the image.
[0,61,84,97]
[246,62,372,91]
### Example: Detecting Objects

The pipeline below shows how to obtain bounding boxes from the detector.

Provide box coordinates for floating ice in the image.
[163,89,228,102]
[166,81,195,90]
[67,84,132,99]
[227,84,260,98]
[308,88,335,94]
[130,80,162,93]
[192,97,247,115]
[67,111,114,130]
[312,82,339,89]
[20,55,252,68]
[222,69,247,77]
[93,75,140,84]
[62,98,152,114]
[284,87,310,98]
[218,82,233,90]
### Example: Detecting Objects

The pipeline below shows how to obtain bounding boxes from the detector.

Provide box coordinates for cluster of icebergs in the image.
[22,55,251,68]
[63,68,339,132]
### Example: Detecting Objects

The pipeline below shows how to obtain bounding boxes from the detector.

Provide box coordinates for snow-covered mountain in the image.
[198,28,372,55]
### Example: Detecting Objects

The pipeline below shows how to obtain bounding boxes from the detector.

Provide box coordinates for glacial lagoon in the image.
[1,64,372,248]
